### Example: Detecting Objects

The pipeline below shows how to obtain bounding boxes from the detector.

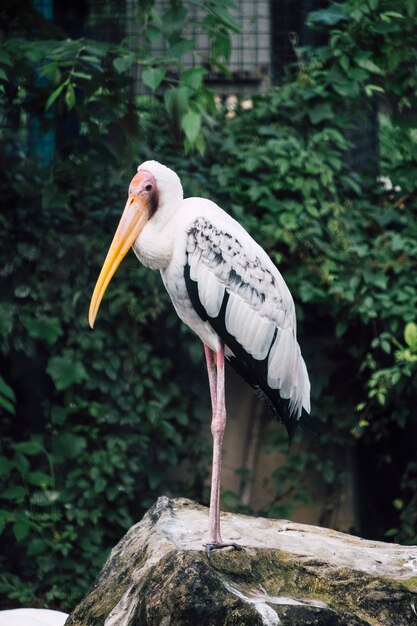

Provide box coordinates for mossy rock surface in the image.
[66,497,417,626]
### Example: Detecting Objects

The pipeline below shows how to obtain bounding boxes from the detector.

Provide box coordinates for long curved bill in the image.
[88,195,149,328]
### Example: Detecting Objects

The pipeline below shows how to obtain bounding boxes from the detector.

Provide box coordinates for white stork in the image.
[89,161,311,554]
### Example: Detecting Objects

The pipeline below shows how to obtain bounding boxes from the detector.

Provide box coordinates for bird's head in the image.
[88,160,182,329]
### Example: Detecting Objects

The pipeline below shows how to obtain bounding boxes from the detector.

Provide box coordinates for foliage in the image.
[0,137,212,608]
[0,0,416,611]
[136,0,239,153]
[308,0,417,105]
[0,0,238,609]
[0,0,237,161]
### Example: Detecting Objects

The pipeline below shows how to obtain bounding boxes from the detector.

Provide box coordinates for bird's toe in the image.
[205,542,243,558]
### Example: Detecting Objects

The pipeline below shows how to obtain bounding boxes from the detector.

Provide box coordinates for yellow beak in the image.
[88,195,150,328]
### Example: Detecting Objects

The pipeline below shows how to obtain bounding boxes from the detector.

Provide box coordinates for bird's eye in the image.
[145,184,153,192]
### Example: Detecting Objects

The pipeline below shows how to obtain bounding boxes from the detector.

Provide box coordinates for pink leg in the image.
[204,343,242,556]
[204,344,217,410]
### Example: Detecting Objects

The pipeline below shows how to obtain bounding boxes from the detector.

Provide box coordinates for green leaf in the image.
[113,54,136,74]
[372,273,388,290]
[0,304,13,338]
[145,25,162,43]
[348,67,368,81]
[51,405,67,425]
[13,439,44,455]
[244,157,260,173]
[13,519,30,542]
[1,485,26,500]
[142,67,166,91]
[308,4,348,26]
[404,323,417,351]
[0,510,9,534]
[356,58,384,75]
[150,7,163,29]
[167,38,195,59]
[21,316,62,345]
[41,62,61,84]
[164,87,189,120]
[47,353,88,390]
[0,68,8,81]
[83,42,109,58]
[71,71,92,80]
[0,456,12,476]
[197,131,207,155]
[27,471,51,488]
[0,375,15,402]
[364,84,385,96]
[0,48,12,66]
[335,319,348,338]
[381,11,404,20]
[162,5,187,38]
[65,83,76,110]
[381,340,391,354]
[181,110,201,144]
[45,80,69,110]
[52,433,87,460]
[0,394,16,415]
[280,212,298,230]
[14,454,30,476]
[211,28,232,62]
[17,242,40,261]
[180,67,206,91]
[205,4,240,32]
[308,103,333,124]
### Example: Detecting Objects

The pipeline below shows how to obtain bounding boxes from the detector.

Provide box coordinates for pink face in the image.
[129,170,159,216]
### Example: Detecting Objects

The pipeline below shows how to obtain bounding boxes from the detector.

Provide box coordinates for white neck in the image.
[132,212,176,270]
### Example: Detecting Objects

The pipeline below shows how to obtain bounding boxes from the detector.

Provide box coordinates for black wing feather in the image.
[184,216,313,442]
[184,261,308,443]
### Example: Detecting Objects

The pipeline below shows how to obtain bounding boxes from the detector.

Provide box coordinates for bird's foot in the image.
[205,542,243,559]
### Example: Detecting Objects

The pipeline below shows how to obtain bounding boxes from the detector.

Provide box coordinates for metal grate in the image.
[126,0,271,94]
[270,0,329,80]
[221,0,271,79]
[30,0,377,176]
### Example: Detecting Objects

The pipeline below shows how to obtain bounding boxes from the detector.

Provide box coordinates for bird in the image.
[0,608,68,626]
[89,160,311,555]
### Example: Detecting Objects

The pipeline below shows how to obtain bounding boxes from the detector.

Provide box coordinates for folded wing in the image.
[184,216,310,433]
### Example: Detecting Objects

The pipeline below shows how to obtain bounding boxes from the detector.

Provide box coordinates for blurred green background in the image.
[0,0,416,610]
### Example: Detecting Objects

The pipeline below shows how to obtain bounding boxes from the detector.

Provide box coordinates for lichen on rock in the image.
[65,496,417,626]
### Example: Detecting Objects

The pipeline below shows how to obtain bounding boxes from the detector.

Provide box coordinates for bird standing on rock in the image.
[89,161,311,555]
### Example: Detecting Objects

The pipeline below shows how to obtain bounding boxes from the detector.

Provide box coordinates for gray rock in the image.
[66,497,417,626]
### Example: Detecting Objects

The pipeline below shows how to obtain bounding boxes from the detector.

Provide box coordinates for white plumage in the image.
[89,160,312,551]
[0,609,68,626]
[132,163,310,421]
[182,214,310,418]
